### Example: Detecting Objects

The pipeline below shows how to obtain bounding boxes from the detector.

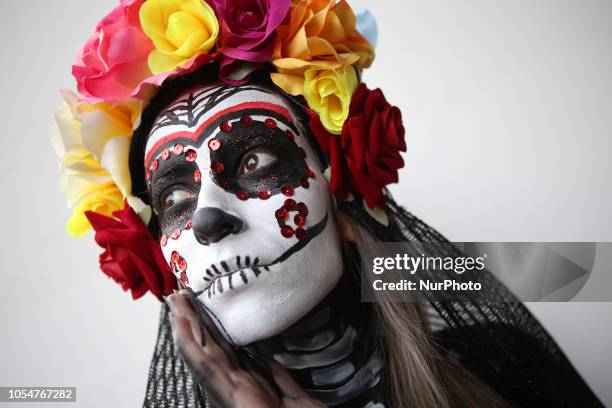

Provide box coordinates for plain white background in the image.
[0,0,610,406]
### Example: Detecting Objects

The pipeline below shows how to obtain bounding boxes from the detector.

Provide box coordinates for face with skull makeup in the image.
[144,83,343,346]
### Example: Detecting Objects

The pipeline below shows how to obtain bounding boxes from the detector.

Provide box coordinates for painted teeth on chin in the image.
[202,255,265,298]
[205,256,260,280]
[204,265,269,299]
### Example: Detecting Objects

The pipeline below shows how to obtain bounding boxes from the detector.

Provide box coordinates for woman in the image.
[52,0,602,406]
[130,67,600,408]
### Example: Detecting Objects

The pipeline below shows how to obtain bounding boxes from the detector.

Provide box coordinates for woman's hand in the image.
[166,291,327,408]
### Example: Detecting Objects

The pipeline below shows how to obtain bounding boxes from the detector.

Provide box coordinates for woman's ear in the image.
[336,209,356,242]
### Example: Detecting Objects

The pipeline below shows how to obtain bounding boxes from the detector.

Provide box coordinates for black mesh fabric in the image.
[143,305,208,408]
[142,195,603,407]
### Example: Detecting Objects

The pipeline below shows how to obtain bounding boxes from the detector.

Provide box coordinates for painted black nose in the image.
[192,207,244,245]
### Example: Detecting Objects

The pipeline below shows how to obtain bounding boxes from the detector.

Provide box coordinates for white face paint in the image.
[144,83,343,346]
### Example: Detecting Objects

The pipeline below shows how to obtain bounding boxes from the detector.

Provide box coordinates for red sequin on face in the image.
[264,118,277,129]
[284,198,297,210]
[286,129,295,140]
[297,202,309,215]
[211,161,225,174]
[275,208,288,220]
[295,227,306,241]
[276,200,308,235]
[151,159,159,171]
[240,115,253,126]
[294,214,306,227]
[300,178,310,188]
[220,121,233,133]
[281,225,294,238]
[305,168,315,179]
[178,258,187,271]
[180,272,189,285]
[160,234,168,247]
[258,190,272,200]
[172,144,184,155]
[281,185,294,196]
[236,191,249,200]
[208,138,221,151]
[171,229,181,240]
[219,180,230,190]
[161,148,170,160]
[171,251,180,262]
[184,220,192,230]
[194,169,202,183]
[185,149,197,161]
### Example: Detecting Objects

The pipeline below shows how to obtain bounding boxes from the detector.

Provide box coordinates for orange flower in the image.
[271,0,374,95]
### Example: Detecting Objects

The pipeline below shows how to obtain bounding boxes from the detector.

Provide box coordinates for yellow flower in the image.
[271,0,373,96]
[66,183,125,236]
[140,0,219,74]
[51,91,150,236]
[303,65,358,134]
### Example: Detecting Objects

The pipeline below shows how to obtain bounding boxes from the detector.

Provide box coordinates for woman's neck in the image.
[250,273,385,407]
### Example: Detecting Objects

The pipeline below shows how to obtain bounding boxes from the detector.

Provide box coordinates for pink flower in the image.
[72,0,154,103]
[213,0,291,83]
[72,0,217,103]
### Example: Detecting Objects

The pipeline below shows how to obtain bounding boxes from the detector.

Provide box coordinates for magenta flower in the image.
[213,0,291,84]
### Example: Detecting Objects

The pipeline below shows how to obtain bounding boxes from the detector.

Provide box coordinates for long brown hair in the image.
[351,222,509,408]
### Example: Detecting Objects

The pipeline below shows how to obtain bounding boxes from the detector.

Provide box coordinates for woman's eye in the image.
[162,188,196,210]
[239,150,277,176]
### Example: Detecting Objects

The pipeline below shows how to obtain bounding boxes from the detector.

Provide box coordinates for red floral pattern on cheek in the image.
[275,199,309,240]
[170,249,189,286]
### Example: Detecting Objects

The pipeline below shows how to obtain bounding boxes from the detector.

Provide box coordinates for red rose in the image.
[311,84,406,208]
[85,204,176,301]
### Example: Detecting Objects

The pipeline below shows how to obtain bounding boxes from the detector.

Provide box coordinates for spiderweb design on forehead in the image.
[151,85,270,133]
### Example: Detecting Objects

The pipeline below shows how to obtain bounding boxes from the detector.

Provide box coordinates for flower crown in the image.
[52,0,406,300]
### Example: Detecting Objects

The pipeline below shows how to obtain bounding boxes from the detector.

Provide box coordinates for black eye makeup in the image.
[148,149,201,237]
[208,116,308,199]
